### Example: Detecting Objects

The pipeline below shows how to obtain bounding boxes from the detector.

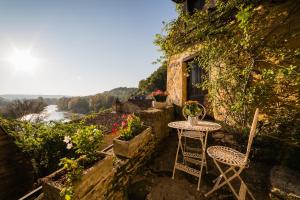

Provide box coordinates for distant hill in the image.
[57,87,138,114]
[101,87,138,101]
[0,94,67,101]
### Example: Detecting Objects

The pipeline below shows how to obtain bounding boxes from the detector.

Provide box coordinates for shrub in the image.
[0,117,103,176]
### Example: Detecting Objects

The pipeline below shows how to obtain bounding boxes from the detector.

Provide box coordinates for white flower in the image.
[66,143,73,149]
[88,136,94,142]
[63,136,71,144]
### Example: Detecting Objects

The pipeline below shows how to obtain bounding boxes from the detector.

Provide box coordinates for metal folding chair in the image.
[205,108,259,200]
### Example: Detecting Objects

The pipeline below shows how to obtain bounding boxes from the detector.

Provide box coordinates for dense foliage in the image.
[0,117,103,176]
[155,0,300,140]
[138,62,167,94]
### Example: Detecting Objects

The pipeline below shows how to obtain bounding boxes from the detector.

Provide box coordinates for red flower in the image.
[150,90,167,97]
[113,122,118,127]
[112,128,117,134]
[121,114,127,119]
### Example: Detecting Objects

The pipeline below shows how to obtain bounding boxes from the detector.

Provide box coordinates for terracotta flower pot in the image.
[113,127,152,158]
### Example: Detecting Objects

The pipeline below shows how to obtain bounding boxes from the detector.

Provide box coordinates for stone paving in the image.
[129,131,272,200]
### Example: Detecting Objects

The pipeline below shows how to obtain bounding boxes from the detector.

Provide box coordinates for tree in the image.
[2,98,47,118]
[67,97,90,114]
[138,62,167,93]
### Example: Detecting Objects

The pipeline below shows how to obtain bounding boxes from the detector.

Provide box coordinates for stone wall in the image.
[138,106,175,142]
[0,125,34,200]
[42,106,175,200]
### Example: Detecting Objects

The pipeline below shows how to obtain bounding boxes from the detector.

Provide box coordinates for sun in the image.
[7,48,40,73]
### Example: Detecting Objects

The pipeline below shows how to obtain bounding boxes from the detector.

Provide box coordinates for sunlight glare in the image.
[7,48,40,73]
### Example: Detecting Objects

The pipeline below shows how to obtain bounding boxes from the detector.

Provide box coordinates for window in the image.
[186,60,207,104]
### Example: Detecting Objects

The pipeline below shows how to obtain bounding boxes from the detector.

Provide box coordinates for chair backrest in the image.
[244,108,259,161]
[182,102,206,120]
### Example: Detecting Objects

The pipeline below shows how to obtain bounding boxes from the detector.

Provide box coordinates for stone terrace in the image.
[38,106,300,200]
[128,131,273,200]
[79,106,300,200]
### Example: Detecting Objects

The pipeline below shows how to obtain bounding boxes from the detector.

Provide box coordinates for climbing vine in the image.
[155,0,300,140]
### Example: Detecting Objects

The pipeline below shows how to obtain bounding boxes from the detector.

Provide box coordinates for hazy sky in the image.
[0,0,177,96]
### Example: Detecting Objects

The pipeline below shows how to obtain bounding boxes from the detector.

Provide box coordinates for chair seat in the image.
[182,130,205,139]
[207,146,248,167]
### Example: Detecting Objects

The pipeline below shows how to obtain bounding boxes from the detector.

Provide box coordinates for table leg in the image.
[197,131,208,191]
[204,131,208,174]
[172,129,183,179]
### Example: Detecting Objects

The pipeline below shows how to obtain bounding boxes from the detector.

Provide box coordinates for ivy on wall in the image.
[155,0,300,140]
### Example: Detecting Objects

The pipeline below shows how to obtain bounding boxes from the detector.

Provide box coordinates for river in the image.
[21,105,72,123]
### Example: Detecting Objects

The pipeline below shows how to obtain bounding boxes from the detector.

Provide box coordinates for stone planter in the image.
[42,154,114,200]
[152,101,167,109]
[113,127,152,158]
[187,116,198,125]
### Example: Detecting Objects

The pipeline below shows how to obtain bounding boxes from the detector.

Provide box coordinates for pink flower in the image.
[121,114,127,119]
[113,122,118,127]
[121,121,127,126]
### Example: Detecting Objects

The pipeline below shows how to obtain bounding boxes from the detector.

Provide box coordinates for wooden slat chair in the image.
[174,103,207,190]
[205,108,259,200]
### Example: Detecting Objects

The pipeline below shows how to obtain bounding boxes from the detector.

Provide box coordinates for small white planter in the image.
[152,101,167,109]
[188,116,198,126]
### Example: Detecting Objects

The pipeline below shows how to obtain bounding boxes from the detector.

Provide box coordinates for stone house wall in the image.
[166,44,218,118]
[167,45,201,107]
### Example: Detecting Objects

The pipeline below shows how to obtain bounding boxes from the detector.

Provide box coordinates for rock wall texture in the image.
[0,125,34,200]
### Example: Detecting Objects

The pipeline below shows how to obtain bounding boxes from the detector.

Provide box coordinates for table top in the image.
[168,120,221,132]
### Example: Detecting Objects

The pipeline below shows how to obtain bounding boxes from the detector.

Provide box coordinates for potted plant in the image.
[150,90,168,109]
[182,101,205,125]
[112,114,152,158]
